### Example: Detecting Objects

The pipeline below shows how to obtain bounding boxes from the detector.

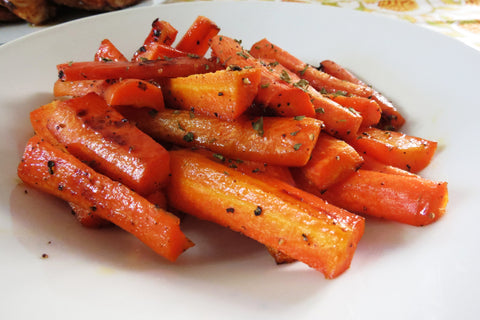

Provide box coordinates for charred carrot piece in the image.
[132,19,178,61]
[261,59,362,138]
[320,59,405,130]
[94,39,128,62]
[291,133,364,192]
[209,35,315,117]
[250,38,373,98]
[18,136,193,261]
[161,68,261,120]
[347,127,437,173]
[57,57,220,81]
[325,94,382,128]
[118,108,322,167]
[167,149,364,278]
[321,169,448,226]
[103,79,165,111]
[176,16,220,56]
[30,93,171,195]
[53,79,113,98]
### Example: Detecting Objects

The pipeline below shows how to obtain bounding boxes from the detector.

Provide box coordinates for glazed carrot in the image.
[320,59,405,130]
[167,149,364,278]
[132,19,178,61]
[103,79,165,111]
[209,35,315,117]
[176,16,220,56]
[69,202,112,229]
[321,169,448,226]
[326,94,382,128]
[30,93,171,195]
[118,107,322,167]
[347,127,437,173]
[135,42,190,60]
[142,18,178,46]
[360,154,418,177]
[260,59,362,138]
[291,133,364,192]
[192,147,296,186]
[57,57,220,81]
[18,136,193,261]
[250,38,373,98]
[94,39,128,62]
[53,79,113,98]
[161,68,261,120]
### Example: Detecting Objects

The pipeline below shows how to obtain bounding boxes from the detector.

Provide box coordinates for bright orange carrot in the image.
[18,136,193,261]
[321,169,448,226]
[134,42,190,60]
[291,133,364,192]
[176,16,220,56]
[167,149,364,278]
[57,57,220,81]
[360,154,418,177]
[209,35,315,117]
[119,107,322,167]
[347,127,437,173]
[320,59,405,130]
[260,59,362,138]
[161,67,261,120]
[94,39,128,62]
[53,79,113,98]
[250,38,373,98]
[192,147,296,186]
[30,93,171,195]
[326,94,381,128]
[69,202,112,229]
[103,79,165,111]
[132,19,178,61]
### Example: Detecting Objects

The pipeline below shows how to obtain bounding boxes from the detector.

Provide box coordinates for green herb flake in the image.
[293,143,302,151]
[315,107,325,114]
[213,153,225,162]
[280,70,291,83]
[183,132,195,142]
[252,117,264,136]
[294,115,305,121]
[290,130,300,136]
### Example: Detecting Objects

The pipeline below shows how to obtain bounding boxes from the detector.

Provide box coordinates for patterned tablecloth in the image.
[1,0,480,50]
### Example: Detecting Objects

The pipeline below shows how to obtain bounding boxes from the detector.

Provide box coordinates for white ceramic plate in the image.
[1,2,479,319]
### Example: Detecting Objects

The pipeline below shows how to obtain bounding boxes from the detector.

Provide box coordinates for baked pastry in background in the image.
[0,0,141,24]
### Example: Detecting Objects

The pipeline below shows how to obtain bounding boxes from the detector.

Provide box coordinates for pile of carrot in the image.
[17,16,448,279]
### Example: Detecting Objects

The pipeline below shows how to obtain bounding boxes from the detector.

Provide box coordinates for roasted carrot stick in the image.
[176,15,220,56]
[325,93,382,128]
[167,149,364,278]
[320,59,405,130]
[360,154,418,177]
[291,133,364,192]
[30,93,171,195]
[69,202,112,228]
[18,136,193,261]
[347,127,437,173]
[53,79,113,98]
[57,57,220,81]
[132,19,178,61]
[321,169,448,226]
[161,67,261,120]
[118,107,322,167]
[103,79,165,111]
[94,39,128,62]
[134,42,190,60]
[192,147,296,186]
[260,58,362,138]
[250,38,373,98]
[209,35,315,117]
